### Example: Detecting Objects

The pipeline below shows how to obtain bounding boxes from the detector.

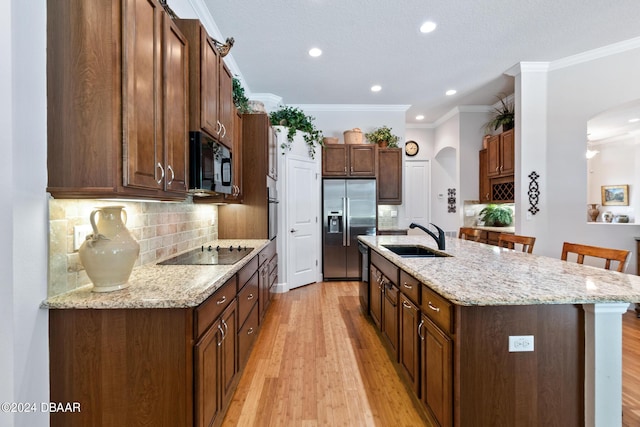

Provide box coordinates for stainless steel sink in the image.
[382,245,451,258]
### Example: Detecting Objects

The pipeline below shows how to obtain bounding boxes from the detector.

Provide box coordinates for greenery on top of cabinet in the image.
[270,105,324,159]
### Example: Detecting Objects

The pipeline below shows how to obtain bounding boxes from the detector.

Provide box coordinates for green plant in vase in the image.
[232,77,252,114]
[364,125,400,147]
[269,106,324,159]
[479,204,513,227]
[483,94,514,133]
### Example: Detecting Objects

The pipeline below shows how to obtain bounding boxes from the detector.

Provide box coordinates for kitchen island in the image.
[359,234,640,427]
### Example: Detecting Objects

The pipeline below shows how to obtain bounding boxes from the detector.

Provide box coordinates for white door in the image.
[287,157,319,289]
[404,160,430,233]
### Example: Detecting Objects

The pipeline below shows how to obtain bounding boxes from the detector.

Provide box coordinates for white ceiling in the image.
[204,0,640,125]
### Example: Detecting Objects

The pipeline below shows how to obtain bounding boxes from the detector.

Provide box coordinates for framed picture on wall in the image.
[601,185,629,206]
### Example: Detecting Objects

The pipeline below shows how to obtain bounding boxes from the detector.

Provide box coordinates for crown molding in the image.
[549,36,640,71]
[291,104,411,113]
[433,105,493,127]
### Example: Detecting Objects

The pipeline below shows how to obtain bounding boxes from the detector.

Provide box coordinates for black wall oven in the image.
[189,131,232,196]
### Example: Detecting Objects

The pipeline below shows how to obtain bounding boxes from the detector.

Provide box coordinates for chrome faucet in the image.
[409,223,446,250]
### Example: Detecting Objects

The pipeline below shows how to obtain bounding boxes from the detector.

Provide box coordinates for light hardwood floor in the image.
[223,281,429,426]
[224,281,640,426]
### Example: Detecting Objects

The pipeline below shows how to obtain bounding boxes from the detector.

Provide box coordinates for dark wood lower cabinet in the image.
[382,283,399,361]
[420,315,452,427]
[399,293,420,394]
[50,248,276,427]
[369,265,383,329]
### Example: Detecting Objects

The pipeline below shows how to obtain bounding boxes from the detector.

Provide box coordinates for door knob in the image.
[290,228,298,233]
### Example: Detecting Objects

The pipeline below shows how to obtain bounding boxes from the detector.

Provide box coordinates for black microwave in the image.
[189,131,233,196]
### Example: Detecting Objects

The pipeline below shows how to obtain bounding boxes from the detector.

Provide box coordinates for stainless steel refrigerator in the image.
[323,179,376,279]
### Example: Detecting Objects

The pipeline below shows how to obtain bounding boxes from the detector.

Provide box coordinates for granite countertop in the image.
[359,235,640,306]
[43,239,270,310]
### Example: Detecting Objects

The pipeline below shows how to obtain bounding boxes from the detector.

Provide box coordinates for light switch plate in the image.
[73,224,93,251]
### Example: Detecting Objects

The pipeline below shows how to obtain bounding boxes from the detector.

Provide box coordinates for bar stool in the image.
[497,233,536,254]
[458,227,482,242]
[560,242,630,272]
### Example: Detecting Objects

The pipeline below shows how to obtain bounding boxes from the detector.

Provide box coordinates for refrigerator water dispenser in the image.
[328,210,343,233]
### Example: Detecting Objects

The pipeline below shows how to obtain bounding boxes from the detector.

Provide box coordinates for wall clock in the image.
[405,140,419,156]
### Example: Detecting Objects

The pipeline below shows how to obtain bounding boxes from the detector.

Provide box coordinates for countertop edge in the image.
[42,239,272,310]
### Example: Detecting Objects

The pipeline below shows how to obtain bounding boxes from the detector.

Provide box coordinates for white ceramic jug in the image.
[78,206,140,292]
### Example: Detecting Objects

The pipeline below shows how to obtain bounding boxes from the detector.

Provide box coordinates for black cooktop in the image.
[158,245,253,266]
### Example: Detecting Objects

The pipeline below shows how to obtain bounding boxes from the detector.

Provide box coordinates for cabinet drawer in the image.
[420,285,453,334]
[399,270,420,305]
[238,303,259,370]
[238,271,259,327]
[371,250,399,285]
[259,240,276,266]
[195,276,237,339]
[238,255,258,290]
[384,282,398,305]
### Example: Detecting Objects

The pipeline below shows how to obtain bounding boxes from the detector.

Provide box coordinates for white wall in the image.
[530,44,640,271]
[2,1,50,427]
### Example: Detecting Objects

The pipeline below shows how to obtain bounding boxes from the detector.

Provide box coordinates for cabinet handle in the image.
[495,166,500,172]
[166,165,175,185]
[344,166,347,174]
[417,319,425,340]
[247,293,254,300]
[217,324,225,346]
[156,162,165,184]
[247,327,254,335]
[428,301,441,312]
[403,282,413,290]
[500,165,503,172]
[402,301,412,309]
[216,295,227,305]
[222,318,228,336]
[216,120,222,135]
[221,124,227,138]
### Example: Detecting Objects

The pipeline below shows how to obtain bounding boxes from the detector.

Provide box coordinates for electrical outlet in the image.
[73,224,93,251]
[509,335,534,352]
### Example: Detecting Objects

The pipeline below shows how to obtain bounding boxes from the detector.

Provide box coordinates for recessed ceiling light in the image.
[420,21,437,33]
[308,48,322,57]
[371,85,382,92]
[416,115,424,120]
[445,89,457,96]
[629,118,640,123]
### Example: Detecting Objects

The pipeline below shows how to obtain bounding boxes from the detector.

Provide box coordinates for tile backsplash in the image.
[48,198,218,297]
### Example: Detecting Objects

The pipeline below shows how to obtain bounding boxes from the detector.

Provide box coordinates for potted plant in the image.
[269,106,324,159]
[483,94,514,133]
[232,77,252,114]
[479,204,513,227]
[364,125,400,148]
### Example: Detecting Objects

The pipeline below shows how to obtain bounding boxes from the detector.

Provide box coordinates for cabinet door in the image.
[224,109,243,202]
[479,149,491,202]
[259,264,270,321]
[500,129,514,175]
[219,301,237,409]
[194,320,222,427]
[322,145,349,176]
[201,34,220,139]
[218,63,234,149]
[163,15,188,194]
[369,265,383,329]
[420,315,452,427]
[382,283,399,361]
[486,134,501,178]
[122,0,164,191]
[400,293,420,393]
[377,148,402,204]
[349,145,377,176]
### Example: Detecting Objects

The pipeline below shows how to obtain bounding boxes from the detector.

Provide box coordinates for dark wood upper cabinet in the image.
[322,144,377,177]
[479,149,491,202]
[377,148,402,204]
[487,129,514,178]
[47,0,188,200]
